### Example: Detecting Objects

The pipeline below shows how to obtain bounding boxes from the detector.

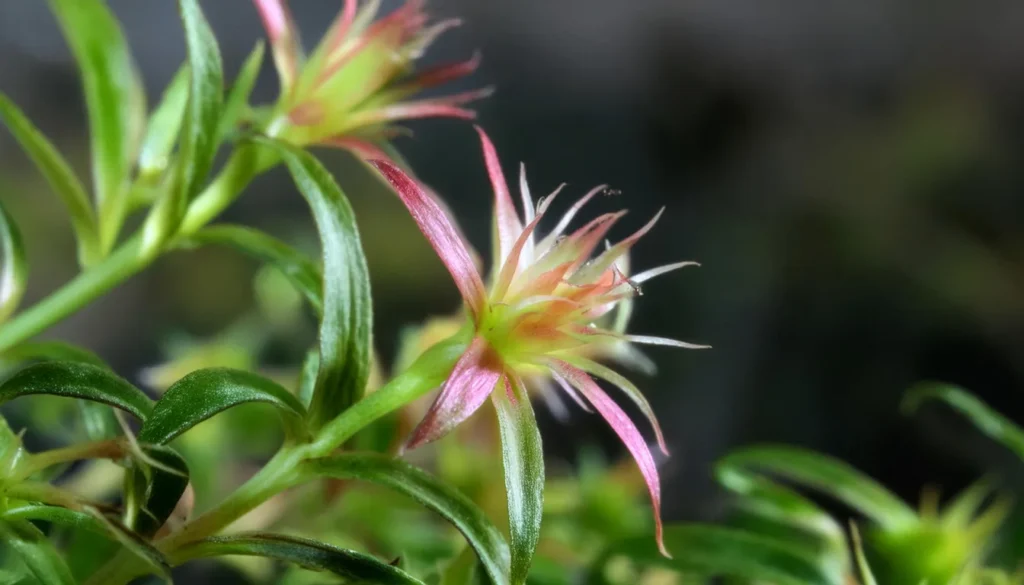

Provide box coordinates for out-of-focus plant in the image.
[589,383,1024,585]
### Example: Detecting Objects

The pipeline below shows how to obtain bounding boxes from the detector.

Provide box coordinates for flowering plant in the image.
[0,1,1020,584]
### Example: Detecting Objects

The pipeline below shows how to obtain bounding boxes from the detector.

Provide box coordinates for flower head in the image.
[371,128,707,556]
[253,0,489,156]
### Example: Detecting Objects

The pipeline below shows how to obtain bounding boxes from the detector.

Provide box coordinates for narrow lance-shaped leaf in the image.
[186,224,323,315]
[1,342,121,441]
[593,524,838,585]
[718,446,918,531]
[4,505,110,537]
[904,382,1024,460]
[87,509,172,581]
[0,200,27,323]
[0,94,99,265]
[0,519,77,585]
[714,459,848,568]
[218,42,265,142]
[138,64,190,179]
[138,367,308,445]
[171,533,424,584]
[493,378,544,585]
[305,454,511,585]
[2,341,106,368]
[3,506,171,582]
[257,138,372,428]
[143,0,224,252]
[177,0,224,199]
[47,0,146,251]
[0,361,152,422]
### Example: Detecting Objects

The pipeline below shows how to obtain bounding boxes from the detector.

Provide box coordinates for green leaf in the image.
[3,505,171,581]
[176,0,223,199]
[141,0,224,253]
[124,444,189,537]
[187,225,323,315]
[257,139,372,428]
[0,519,77,585]
[3,341,106,368]
[138,367,307,445]
[718,446,919,531]
[0,199,27,323]
[0,361,152,421]
[850,524,879,585]
[306,454,511,585]
[904,382,1024,460]
[218,42,265,142]
[597,524,838,585]
[714,458,848,580]
[297,349,319,407]
[87,509,172,581]
[138,64,190,179]
[0,343,120,440]
[493,382,543,585]
[0,94,99,265]
[4,505,109,537]
[172,532,424,584]
[47,0,146,251]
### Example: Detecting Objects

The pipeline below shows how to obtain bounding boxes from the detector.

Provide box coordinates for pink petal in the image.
[412,52,482,89]
[406,337,503,450]
[536,184,606,254]
[320,137,393,161]
[475,126,522,264]
[492,191,560,299]
[551,360,669,557]
[253,0,302,88]
[369,160,487,317]
[550,370,594,413]
[345,88,493,129]
[253,0,291,45]
[562,357,668,456]
[576,208,665,283]
[325,0,359,53]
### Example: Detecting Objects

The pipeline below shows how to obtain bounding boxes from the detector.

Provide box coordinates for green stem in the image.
[16,439,125,481]
[0,146,270,353]
[0,236,147,353]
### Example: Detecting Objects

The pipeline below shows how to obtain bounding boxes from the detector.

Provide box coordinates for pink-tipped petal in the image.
[551,361,669,557]
[627,335,712,350]
[492,192,559,299]
[475,126,522,263]
[369,160,487,317]
[355,103,479,126]
[406,337,503,449]
[577,208,665,282]
[321,137,393,161]
[551,370,594,413]
[325,0,359,53]
[412,52,483,88]
[536,184,606,254]
[564,357,669,456]
[254,0,302,88]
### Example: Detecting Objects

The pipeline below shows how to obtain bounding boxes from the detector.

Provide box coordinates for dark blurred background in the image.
[2,0,1024,524]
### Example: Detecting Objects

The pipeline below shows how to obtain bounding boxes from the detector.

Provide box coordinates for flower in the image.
[253,0,489,157]
[370,127,708,556]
